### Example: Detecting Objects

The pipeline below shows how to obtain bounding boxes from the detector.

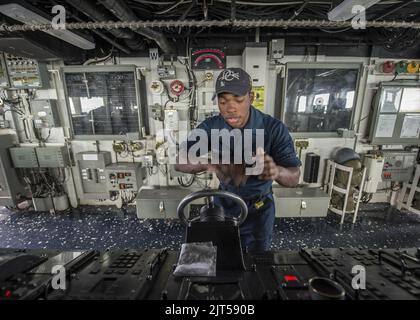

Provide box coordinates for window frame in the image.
[280,62,363,138]
[369,81,420,145]
[61,65,146,140]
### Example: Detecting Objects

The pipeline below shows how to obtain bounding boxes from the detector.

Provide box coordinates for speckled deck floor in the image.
[0,203,419,250]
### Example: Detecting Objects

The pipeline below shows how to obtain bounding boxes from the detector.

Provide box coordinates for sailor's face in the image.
[217,92,254,128]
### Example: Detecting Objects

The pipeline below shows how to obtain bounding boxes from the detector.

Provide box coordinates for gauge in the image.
[191,48,226,70]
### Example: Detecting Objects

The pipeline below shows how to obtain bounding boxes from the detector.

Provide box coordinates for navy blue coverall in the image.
[183,106,301,252]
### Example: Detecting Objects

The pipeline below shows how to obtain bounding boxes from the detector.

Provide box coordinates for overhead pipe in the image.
[4,19,420,32]
[374,0,416,20]
[69,14,132,54]
[289,0,309,20]
[99,0,175,53]
[65,0,145,51]
[90,29,132,54]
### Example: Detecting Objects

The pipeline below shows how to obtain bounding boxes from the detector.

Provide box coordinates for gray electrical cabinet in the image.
[105,163,145,193]
[135,186,193,219]
[76,151,112,199]
[273,187,330,218]
[0,135,26,205]
[30,99,60,128]
[35,146,70,168]
[9,147,38,168]
[382,150,418,182]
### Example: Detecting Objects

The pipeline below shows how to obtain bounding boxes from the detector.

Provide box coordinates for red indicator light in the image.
[284,275,298,282]
[5,290,11,297]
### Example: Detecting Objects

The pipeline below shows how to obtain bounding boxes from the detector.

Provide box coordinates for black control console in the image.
[0,247,419,300]
[1,190,419,300]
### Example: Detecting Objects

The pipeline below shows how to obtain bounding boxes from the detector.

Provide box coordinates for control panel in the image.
[76,151,112,199]
[53,249,167,300]
[382,151,418,182]
[30,99,60,128]
[0,250,96,300]
[0,247,419,300]
[105,163,145,193]
[4,53,42,88]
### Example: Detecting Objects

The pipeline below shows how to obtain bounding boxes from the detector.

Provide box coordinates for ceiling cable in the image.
[1,18,420,33]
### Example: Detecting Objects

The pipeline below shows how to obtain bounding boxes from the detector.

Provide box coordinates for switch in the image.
[270,39,285,60]
[159,201,165,214]
[284,275,298,282]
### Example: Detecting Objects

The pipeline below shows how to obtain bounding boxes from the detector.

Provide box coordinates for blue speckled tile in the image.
[0,203,419,250]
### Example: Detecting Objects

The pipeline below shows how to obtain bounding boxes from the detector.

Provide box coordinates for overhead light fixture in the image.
[328,0,381,21]
[0,3,95,50]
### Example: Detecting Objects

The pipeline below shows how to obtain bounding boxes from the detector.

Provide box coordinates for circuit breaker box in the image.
[104,163,145,193]
[35,146,70,168]
[363,154,385,193]
[9,147,38,168]
[76,151,112,200]
[30,99,60,128]
[382,151,418,182]
[0,135,26,205]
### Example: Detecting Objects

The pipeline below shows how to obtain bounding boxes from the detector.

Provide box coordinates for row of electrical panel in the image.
[9,146,70,168]
[0,52,45,89]
[2,145,147,207]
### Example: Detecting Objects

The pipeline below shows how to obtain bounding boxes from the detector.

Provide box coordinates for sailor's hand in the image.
[258,153,280,181]
[208,164,248,187]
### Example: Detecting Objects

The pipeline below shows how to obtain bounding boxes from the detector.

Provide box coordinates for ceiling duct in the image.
[65,0,145,52]
[328,0,381,21]
[100,0,175,54]
[0,36,82,61]
[0,2,95,50]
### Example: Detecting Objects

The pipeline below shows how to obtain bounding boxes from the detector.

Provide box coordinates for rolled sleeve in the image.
[270,122,301,168]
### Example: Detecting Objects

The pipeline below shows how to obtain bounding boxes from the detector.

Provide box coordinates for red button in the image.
[284,275,298,282]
